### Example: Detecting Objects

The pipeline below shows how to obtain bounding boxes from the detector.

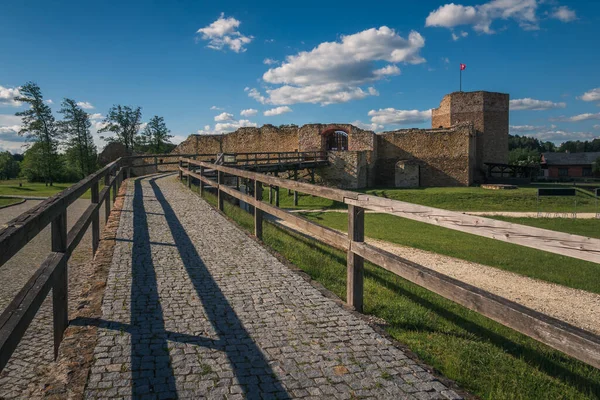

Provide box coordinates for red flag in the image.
[460,63,466,71]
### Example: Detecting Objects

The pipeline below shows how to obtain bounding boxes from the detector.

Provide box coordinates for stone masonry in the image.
[84,174,462,399]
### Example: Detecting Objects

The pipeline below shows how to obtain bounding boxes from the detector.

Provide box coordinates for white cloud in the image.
[510,98,566,110]
[0,114,26,153]
[214,112,235,122]
[88,113,103,120]
[452,31,469,41]
[552,113,600,122]
[210,105,224,110]
[196,13,253,53]
[580,88,600,103]
[510,125,545,132]
[264,106,292,116]
[368,108,432,125]
[45,99,53,104]
[426,0,539,35]
[594,125,600,130]
[351,120,384,132]
[551,6,577,22]
[77,101,94,109]
[528,130,597,142]
[240,108,258,117]
[197,119,258,135]
[249,26,425,106]
[263,58,278,65]
[0,85,22,107]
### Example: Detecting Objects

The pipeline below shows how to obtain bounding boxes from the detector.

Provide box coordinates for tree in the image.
[58,99,98,179]
[0,151,20,180]
[14,82,61,185]
[593,157,600,176]
[20,142,62,182]
[141,116,173,154]
[99,105,142,153]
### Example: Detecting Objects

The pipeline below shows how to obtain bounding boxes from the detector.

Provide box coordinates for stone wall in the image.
[315,151,369,189]
[431,91,509,182]
[297,124,375,152]
[375,124,476,187]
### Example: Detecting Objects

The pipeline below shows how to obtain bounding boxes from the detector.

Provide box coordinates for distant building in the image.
[541,152,600,179]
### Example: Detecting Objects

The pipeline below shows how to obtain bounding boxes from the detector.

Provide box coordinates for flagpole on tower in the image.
[459,63,466,92]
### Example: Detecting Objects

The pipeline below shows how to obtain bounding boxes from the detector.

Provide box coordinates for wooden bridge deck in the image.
[82,174,459,399]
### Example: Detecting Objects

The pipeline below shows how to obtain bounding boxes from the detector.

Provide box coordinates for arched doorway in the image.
[323,130,348,151]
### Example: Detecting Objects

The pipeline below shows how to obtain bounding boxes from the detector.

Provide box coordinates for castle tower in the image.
[431,91,509,181]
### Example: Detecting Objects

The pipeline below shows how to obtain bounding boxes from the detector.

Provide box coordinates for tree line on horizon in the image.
[4,82,174,185]
[508,134,600,167]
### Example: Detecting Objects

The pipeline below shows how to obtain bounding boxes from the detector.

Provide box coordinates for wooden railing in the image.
[180,158,600,370]
[0,152,213,372]
[219,151,328,167]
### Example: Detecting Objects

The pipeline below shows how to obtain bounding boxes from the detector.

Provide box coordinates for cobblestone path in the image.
[85,175,461,400]
[0,199,106,398]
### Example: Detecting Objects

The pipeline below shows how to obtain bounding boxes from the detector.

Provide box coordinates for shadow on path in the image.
[148,176,290,399]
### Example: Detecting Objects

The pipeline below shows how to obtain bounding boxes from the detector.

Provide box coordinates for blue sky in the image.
[1,0,599,153]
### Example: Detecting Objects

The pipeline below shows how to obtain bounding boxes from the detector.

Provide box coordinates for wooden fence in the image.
[180,158,600,370]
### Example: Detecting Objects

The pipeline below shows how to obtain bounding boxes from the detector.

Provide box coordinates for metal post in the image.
[347,205,365,312]
[51,211,68,359]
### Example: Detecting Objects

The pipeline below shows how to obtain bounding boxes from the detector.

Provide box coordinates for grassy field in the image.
[300,211,600,294]
[266,184,599,213]
[0,180,97,199]
[0,198,21,207]
[197,188,600,400]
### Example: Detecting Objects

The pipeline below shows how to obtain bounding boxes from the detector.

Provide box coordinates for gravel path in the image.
[85,175,462,399]
[274,220,600,336]
[0,198,106,398]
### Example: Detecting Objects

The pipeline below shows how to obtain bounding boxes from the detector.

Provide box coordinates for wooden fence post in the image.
[293,169,299,206]
[187,162,192,189]
[111,170,117,204]
[217,170,224,211]
[154,156,158,173]
[91,181,100,254]
[200,166,205,196]
[51,211,68,359]
[104,172,111,222]
[179,160,183,181]
[254,180,263,239]
[347,205,365,312]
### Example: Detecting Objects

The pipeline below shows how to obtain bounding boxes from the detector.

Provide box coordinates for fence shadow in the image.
[148,176,290,399]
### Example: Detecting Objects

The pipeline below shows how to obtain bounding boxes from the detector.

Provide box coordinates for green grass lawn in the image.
[196,187,600,399]
[360,185,599,213]
[300,211,600,295]
[266,184,599,213]
[0,198,21,207]
[0,180,103,200]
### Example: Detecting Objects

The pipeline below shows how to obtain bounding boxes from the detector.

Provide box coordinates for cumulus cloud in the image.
[45,99,53,104]
[248,26,425,106]
[426,0,540,35]
[76,101,94,109]
[264,106,292,116]
[510,125,545,132]
[0,85,22,107]
[263,58,278,65]
[214,112,235,122]
[452,31,469,41]
[580,88,600,103]
[210,105,224,110]
[197,119,258,135]
[351,120,384,132]
[240,108,258,117]
[88,113,103,120]
[368,108,432,125]
[510,98,566,110]
[0,114,26,153]
[551,6,577,22]
[196,13,253,53]
[552,113,600,122]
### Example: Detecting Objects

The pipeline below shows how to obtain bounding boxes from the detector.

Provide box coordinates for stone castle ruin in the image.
[172,91,509,189]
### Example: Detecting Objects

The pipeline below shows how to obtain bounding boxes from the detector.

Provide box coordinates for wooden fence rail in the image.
[180,158,600,370]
